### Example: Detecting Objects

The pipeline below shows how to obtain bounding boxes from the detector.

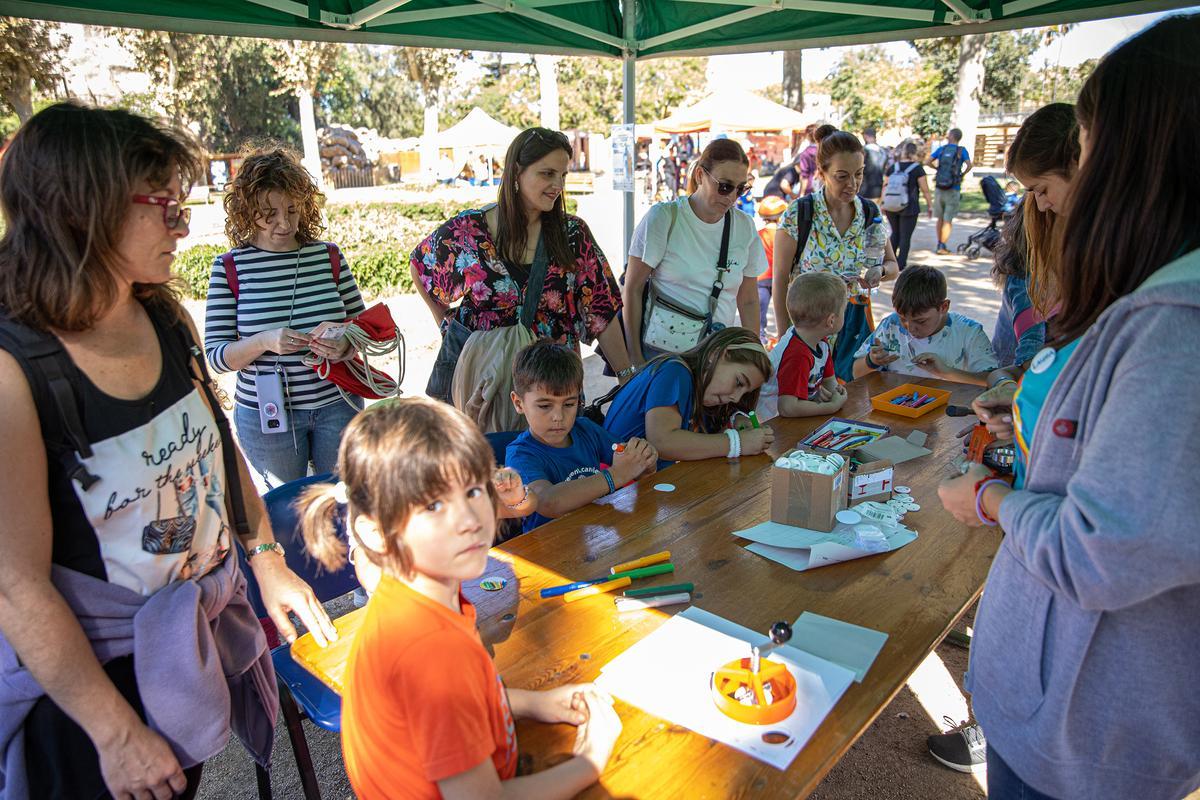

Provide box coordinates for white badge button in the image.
[1029,346,1057,375]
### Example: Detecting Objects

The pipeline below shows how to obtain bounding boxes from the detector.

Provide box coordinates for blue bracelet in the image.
[601,469,616,494]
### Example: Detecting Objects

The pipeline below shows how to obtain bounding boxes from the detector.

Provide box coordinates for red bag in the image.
[308,303,404,401]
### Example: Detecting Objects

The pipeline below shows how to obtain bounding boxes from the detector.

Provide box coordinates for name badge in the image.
[1029,346,1057,375]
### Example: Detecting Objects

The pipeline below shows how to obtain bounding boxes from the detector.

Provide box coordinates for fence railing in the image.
[327,166,376,190]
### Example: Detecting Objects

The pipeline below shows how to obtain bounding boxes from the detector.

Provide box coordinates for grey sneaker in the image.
[927,717,986,773]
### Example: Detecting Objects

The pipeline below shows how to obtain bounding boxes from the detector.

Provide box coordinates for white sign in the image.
[610,123,635,192]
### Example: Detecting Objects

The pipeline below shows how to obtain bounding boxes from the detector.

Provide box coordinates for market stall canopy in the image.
[438,107,521,149]
[652,89,810,134]
[0,0,1191,59]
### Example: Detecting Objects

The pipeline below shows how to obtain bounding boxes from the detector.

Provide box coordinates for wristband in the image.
[864,352,881,371]
[725,428,741,459]
[601,469,617,494]
[616,364,637,379]
[990,377,1018,391]
[504,485,530,510]
[974,478,1008,526]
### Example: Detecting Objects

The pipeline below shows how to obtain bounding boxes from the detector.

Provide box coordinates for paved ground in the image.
[189,208,1001,800]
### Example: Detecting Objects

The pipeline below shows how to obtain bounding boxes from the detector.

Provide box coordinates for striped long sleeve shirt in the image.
[204,242,366,411]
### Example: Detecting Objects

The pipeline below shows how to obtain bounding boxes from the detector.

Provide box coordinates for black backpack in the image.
[0,307,251,539]
[934,145,964,190]
[789,195,880,273]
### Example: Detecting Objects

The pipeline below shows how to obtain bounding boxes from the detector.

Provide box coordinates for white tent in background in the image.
[438,107,522,150]
[652,89,811,134]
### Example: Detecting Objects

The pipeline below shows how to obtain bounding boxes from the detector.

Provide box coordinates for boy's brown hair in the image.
[223,146,325,247]
[512,338,584,397]
[892,266,948,316]
[299,397,497,579]
[787,272,848,328]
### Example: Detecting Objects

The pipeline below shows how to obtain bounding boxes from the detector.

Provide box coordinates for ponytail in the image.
[298,484,347,573]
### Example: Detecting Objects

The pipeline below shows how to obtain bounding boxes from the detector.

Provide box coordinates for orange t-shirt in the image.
[758,223,777,282]
[341,576,518,799]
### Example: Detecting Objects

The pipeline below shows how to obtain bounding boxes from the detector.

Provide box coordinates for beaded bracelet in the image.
[725,428,741,459]
[504,485,530,510]
[974,478,1008,526]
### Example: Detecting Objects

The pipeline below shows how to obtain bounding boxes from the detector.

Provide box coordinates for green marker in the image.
[748,411,761,429]
[623,582,694,598]
[610,562,675,581]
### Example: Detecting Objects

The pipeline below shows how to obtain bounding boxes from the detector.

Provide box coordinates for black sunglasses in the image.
[701,166,750,197]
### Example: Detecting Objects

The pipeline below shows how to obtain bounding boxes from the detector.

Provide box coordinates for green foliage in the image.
[318,46,423,138]
[0,17,70,122]
[981,31,1041,110]
[444,55,539,130]
[554,56,708,130]
[173,244,226,299]
[909,37,959,137]
[830,46,931,132]
[1021,59,1097,106]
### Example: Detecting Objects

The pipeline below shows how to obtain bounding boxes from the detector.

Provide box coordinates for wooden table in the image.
[295,373,1002,798]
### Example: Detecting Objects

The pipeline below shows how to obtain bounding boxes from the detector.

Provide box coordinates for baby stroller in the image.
[957,175,1007,258]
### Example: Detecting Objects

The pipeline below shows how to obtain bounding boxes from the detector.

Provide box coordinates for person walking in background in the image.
[756,196,788,343]
[881,141,933,271]
[927,128,973,254]
[860,127,887,205]
[762,123,817,201]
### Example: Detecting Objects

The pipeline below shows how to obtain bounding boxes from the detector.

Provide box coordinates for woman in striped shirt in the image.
[204,148,365,490]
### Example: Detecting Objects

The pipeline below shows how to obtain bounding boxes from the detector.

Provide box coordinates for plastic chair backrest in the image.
[239,472,360,619]
[486,431,521,467]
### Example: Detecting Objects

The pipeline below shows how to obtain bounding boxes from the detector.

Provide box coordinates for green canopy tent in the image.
[1,0,1192,250]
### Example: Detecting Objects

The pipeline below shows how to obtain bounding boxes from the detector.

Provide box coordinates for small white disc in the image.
[836,510,863,525]
[895,486,912,494]
[653,483,676,493]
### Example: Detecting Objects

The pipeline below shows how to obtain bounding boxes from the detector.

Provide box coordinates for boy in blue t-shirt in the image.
[505,340,658,532]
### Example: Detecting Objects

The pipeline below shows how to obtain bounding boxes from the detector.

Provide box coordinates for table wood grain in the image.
[293,372,1001,799]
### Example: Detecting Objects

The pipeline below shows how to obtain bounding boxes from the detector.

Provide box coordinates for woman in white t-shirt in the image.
[623,138,768,363]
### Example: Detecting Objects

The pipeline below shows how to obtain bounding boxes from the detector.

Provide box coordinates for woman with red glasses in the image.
[623,138,768,362]
[0,103,336,800]
[773,129,900,381]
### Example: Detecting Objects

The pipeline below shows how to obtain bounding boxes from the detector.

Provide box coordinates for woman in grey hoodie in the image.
[938,14,1200,800]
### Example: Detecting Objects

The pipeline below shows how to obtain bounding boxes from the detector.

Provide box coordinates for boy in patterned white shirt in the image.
[853,265,998,385]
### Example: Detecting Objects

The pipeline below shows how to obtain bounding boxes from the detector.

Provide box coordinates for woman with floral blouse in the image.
[411,128,633,402]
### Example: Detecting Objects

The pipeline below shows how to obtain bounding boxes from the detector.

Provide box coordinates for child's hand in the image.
[869,344,900,368]
[827,383,849,410]
[912,352,950,377]
[572,689,622,778]
[737,426,775,456]
[527,683,596,725]
[611,438,657,484]
[493,467,528,509]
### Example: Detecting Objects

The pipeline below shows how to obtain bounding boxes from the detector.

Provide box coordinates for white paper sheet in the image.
[596,607,856,771]
[733,519,918,572]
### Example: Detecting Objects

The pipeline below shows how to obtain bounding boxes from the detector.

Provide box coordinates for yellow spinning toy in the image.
[710,621,798,725]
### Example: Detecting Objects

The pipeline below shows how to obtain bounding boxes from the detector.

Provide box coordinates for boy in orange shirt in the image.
[299,398,621,800]
[756,195,788,344]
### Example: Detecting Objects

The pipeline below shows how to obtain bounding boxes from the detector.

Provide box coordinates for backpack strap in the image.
[0,314,100,490]
[221,252,239,301]
[325,242,341,286]
[790,194,816,273]
[165,315,252,539]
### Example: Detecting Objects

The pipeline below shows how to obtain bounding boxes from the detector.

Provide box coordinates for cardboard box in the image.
[848,458,894,504]
[771,449,849,532]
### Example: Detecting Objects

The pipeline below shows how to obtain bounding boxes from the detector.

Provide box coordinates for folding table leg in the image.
[255,762,272,800]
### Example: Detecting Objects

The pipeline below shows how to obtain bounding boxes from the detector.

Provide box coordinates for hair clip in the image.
[726,342,768,355]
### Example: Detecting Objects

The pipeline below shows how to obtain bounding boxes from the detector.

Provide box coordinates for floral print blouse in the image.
[410,210,622,349]
[781,190,874,299]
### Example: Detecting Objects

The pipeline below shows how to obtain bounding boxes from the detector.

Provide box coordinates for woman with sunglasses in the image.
[0,103,336,800]
[772,130,900,381]
[623,138,768,363]
[412,127,632,401]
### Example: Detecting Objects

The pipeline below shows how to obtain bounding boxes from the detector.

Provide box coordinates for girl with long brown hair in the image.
[0,103,335,799]
[938,15,1200,799]
[623,138,769,363]
[412,128,631,402]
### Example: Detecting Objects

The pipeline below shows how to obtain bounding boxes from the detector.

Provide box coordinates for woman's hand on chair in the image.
[250,551,339,647]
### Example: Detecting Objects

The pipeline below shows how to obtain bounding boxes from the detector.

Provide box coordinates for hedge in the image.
[176,197,579,300]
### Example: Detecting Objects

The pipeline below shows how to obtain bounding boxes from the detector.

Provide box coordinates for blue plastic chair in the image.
[486,430,521,467]
[238,472,359,800]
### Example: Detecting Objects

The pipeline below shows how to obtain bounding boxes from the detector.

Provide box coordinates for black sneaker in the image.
[927,717,986,773]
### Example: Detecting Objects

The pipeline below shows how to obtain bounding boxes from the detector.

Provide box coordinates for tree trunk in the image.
[952,34,987,161]
[3,74,34,123]
[159,31,182,127]
[421,101,439,179]
[297,88,323,188]
[535,54,560,131]
[782,49,804,111]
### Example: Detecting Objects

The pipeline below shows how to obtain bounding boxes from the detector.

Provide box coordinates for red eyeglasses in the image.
[700,166,750,197]
[131,195,191,230]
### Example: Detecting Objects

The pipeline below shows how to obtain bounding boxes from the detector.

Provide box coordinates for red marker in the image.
[612,443,626,454]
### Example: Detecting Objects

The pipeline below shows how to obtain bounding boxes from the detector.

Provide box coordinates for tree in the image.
[444,54,539,130]
[782,49,803,111]
[981,30,1041,110]
[273,40,342,180]
[401,47,467,174]
[115,30,208,129]
[0,17,69,123]
[830,46,932,132]
[318,45,423,138]
[1021,58,1096,106]
[554,56,707,130]
[910,37,959,136]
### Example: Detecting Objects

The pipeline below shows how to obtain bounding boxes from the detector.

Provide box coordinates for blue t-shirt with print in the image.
[1012,339,1080,489]
[932,144,970,191]
[506,417,621,532]
[603,359,694,470]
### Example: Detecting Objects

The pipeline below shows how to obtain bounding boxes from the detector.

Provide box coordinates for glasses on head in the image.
[131,194,191,230]
[701,166,750,197]
[529,128,570,148]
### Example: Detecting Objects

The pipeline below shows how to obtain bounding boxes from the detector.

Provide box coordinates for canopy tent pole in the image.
[622,0,636,266]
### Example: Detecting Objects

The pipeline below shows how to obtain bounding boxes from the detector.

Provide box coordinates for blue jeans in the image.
[757,281,773,336]
[235,399,361,492]
[987,746,1061,800]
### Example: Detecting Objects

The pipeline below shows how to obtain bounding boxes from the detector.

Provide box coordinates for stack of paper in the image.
[595,607,859,770]
[732,518,918,572]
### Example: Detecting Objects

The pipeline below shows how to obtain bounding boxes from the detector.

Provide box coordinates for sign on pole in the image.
[611,123,635,193]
